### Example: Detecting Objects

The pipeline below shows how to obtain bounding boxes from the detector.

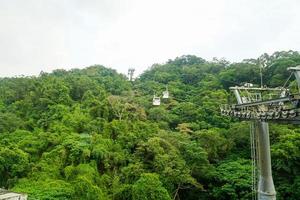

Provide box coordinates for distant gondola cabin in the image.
[153,96,161,106]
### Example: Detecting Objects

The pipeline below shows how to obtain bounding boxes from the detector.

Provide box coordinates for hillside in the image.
[1,51,300,200]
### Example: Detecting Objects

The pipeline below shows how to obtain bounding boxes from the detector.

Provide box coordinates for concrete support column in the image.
[256,121,276,200]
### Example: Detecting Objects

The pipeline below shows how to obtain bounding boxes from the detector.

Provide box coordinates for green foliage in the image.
[13,179,75,200]
[192,129,231,163]
[132,173,171,200]
[0,112,24,132]
[0,147,29,187]
[1,52,300,199]
[211,159,252,200]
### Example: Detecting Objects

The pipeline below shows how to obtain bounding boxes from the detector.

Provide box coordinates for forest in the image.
[0,50,300,200]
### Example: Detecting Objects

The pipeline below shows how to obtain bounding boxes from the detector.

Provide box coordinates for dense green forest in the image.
[1,50,300,200]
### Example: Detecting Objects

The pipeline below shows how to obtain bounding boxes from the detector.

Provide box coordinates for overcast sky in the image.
[0,0,299,77]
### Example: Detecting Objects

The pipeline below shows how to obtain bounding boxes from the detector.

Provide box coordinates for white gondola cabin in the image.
[162,90,169,99]
[162,87,169,99]
[153,95,161,106]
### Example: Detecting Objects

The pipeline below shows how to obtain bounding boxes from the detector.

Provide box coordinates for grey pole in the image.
[256,121,276,200]
[128,68,135,81]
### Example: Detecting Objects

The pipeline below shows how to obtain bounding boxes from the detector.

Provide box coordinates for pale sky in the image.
[0,0,299,77]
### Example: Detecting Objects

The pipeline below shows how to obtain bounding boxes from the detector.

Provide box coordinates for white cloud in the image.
[0,0,299,77]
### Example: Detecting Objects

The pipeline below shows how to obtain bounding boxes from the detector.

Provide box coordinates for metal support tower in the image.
[221,65,300,200]
[233,88,276,199]
[128,68,135,81]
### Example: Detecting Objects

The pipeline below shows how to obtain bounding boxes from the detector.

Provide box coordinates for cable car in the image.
[162,87,169,99]
[153,95,161,106]
[162,91,169,99]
